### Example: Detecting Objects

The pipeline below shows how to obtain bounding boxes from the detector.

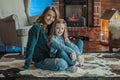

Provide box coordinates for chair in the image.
[0,0,39,55]
[108,22,120,52]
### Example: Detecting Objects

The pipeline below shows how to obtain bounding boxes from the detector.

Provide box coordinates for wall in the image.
[101,0,120,14]
[59,0,120,27]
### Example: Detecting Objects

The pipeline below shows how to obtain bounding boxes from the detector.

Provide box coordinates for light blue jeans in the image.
[35,58,68,71]
[35,39,83,71]
[57,39,83,66]
[75,39,83,54]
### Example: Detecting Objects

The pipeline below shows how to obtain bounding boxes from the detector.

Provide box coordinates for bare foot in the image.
[77,55,84,66]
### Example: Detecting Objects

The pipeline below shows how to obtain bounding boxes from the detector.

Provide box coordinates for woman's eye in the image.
[47,14,51,16]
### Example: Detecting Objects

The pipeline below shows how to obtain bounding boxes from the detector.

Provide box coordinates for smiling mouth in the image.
[59,32,62,34]
[47,20,52,24]
[48,21,51,23]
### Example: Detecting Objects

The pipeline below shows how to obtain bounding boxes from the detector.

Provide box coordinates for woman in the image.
[23,6,68,71]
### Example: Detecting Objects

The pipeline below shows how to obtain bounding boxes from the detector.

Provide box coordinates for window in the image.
[30,0,52,16]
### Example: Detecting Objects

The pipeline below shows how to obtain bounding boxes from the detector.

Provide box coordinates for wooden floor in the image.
[68,27,110,53]
[0,41,109,54]
[0,27,110,53]
[83,41,109,53]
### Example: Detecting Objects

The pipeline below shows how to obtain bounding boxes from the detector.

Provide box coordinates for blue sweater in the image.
[24,23,50,69]
[50,35,80,57]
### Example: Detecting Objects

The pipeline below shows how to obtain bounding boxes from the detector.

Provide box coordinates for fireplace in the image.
[64,0,88,27]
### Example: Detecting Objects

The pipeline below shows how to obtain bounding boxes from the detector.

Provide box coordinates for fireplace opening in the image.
[64,0,88,27]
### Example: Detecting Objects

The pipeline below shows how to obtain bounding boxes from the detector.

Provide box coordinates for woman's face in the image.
[44,10,55,25]
[55,23,65,36]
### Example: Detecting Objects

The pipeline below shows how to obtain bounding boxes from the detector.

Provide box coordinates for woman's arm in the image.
[24,24,40,69]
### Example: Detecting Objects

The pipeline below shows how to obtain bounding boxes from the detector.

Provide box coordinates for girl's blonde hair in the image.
[49,19,68,42]
[36,6,60,24]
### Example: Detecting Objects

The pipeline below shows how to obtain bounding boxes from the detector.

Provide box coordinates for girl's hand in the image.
[70,52,76,61]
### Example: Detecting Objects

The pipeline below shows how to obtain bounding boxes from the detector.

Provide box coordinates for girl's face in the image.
[44,10,55,25]
[55,23,65,36]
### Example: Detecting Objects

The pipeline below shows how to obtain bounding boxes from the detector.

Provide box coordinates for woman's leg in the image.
[35,58,68,71]
[75,39,83,55]
[57,50,76,66]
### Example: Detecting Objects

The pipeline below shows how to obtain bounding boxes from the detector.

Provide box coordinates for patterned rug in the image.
[0,53,120,78]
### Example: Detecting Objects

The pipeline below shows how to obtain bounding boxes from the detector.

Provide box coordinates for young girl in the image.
[48,19,84,67]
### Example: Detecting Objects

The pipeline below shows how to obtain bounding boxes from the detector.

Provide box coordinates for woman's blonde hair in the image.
[49,19,68,42]
[36,6,60,24]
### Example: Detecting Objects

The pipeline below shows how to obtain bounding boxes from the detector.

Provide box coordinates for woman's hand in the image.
[47,42,50,48]
[70,52,76,61]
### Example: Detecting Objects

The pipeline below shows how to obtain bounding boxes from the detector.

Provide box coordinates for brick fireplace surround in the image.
[68,27,101,41]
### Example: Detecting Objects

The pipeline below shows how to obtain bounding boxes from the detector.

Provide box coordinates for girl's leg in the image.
[57,50,76,66]
[35,58,68,71]
[75,39,84,65]
[75,39,83,55]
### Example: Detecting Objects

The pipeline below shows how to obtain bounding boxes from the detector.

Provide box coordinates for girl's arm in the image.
[50,37,75,54]
[65,39,81,56]
[50,47,58,57]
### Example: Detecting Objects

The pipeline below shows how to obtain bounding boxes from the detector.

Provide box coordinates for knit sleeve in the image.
[24,23,41,69]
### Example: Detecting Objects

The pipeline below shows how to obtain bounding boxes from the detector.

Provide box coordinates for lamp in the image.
[100,19,109,44]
